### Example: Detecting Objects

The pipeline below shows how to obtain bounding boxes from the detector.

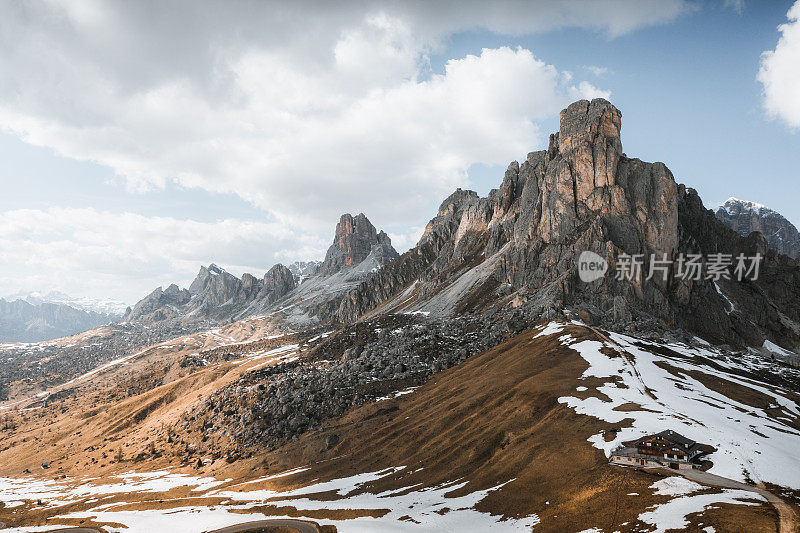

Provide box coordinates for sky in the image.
[0,0,798,305]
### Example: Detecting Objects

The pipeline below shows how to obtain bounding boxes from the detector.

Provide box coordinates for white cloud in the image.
[0,1,688,301]
[758,1,800,130]
[724,0,745,15]
[0,18,612,233]
[0,208,327,303]
[583,65,610,77]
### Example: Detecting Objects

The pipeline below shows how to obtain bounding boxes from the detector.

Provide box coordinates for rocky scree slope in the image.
[323,99,800,351]
[179,312,507,454]
[0,320,209,400]
[716,197,800,259]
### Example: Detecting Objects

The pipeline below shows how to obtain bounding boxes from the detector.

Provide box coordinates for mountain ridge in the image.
[715,197,800,259]
[0,297,116,343]
[117,99,800,353]
[2,99,800,533]
[123,215,399,327]
[319,99,800,350]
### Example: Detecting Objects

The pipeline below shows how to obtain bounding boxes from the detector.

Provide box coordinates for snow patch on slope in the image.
[720,197,771,216]
[637,489,763,532]
[539,322,800,489]
[650,476,704,497]
[0,467,539,532]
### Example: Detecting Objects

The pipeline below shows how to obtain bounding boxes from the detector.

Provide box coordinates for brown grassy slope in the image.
[0,338,299,478]
[247,325,777,532]
[1,314,289,402]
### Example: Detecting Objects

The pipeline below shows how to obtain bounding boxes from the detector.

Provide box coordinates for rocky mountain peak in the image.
[234,263,299,315]
[557,98,623,191]
[319,213,398,276]
[241,273,259,291]
[263,264,296,296]
[336,213,376,243]
[123,283,191,323]
[721,197,768,214]
[125,260,302,326]
[188,264,237,295]
[328,98,800,351]
[715,198,800,259]
[121,211,400,327]
[164,283,182,296]
[558,98,621,150]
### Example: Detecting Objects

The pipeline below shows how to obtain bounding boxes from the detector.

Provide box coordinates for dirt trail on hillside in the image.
[588,326,698,423]
[206,519,320,532]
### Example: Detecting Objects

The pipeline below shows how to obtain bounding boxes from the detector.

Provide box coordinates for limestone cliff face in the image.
[122,99,799,349]
[327,99,800,350]
[261,264,296,304]
[715,198,800,259]
[676,191,799,346]
[331,99,679,318]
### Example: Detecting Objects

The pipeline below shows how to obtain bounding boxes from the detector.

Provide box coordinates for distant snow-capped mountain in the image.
[715,198,800,259]
[3,290,129,316]
[287,261,321,283]
[0,297,119,343]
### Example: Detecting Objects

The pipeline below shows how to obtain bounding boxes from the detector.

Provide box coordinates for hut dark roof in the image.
[654,430,695,447]
[635,430,697,450]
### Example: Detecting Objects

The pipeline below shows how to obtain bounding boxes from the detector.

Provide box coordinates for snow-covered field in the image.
[637,476,763,532]
[0,467,539,532]
[548,322,800,489]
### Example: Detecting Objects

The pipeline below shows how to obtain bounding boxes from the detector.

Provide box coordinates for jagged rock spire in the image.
[558,98,623,195]
[319,213,397,276]
[262,264,296,303]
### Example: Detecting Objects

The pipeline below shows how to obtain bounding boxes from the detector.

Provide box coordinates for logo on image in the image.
[577,251,608,282]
